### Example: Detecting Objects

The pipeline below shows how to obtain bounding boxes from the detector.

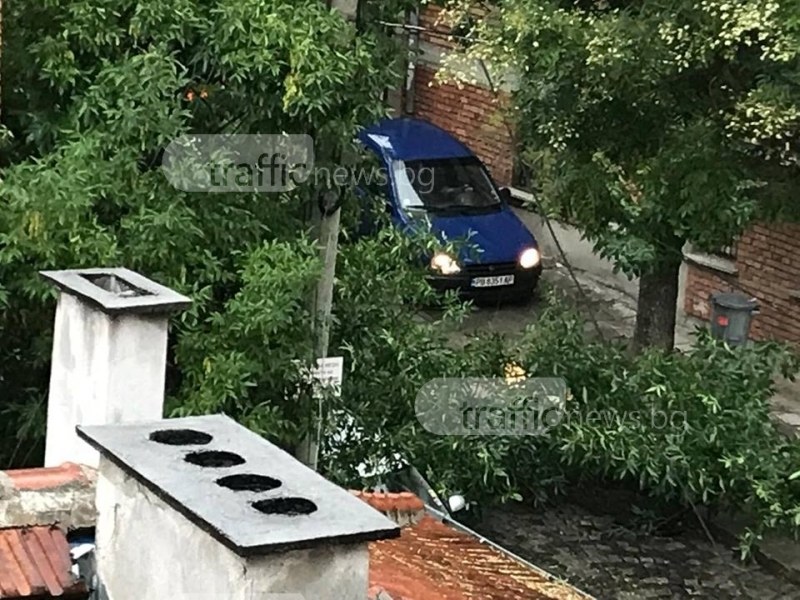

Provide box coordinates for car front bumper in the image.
[428,261,542,300]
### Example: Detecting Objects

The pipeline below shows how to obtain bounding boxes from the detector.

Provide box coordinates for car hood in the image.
[429,209,537,265]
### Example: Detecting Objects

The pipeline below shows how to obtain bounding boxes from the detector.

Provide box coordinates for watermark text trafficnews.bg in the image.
[415,378,686,436]
[161,134,435,193]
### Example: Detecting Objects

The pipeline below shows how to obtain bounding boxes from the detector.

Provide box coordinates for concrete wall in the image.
[95,458,369,600]
[45,293,169,467]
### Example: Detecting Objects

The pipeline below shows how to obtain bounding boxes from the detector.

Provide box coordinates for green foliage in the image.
[445,0,800,271]
[4,0,800,559]
[324,284,800,550]
[324,223,526,505]
[170,238,322,448]
[509,302,800,554]
[440,0,800,346]
[0,0,416,465]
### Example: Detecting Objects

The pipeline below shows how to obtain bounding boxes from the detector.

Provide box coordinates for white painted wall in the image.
[95,458,370,600]
[45,293,169,468]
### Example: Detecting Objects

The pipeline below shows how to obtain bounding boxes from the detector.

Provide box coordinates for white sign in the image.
[310,356,344,396]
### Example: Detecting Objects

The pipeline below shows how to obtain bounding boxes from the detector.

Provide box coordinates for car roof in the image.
[358,118,475,161]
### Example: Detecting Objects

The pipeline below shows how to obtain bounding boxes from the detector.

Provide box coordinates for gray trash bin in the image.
[709,292,758,347]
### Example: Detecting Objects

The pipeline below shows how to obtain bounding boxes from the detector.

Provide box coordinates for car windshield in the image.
[392,157,502,213]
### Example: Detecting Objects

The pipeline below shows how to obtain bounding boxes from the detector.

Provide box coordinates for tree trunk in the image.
[633,257,682,352]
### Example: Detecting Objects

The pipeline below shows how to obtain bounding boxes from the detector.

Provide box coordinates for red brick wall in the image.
[412,66,514,186]
[684,268,737,320]
[684,223,800,345]
[410,5,515,186]
[418,5,458,49]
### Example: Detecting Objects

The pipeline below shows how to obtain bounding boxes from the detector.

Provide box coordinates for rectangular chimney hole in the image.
[80,273,152,297]
[150,429,213,446]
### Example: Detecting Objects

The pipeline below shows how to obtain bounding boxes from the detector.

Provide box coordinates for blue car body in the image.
[358,117,542,299]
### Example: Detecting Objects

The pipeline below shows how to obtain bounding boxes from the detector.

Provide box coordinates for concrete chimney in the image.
[77,415,399,600]
[41,268,191,468]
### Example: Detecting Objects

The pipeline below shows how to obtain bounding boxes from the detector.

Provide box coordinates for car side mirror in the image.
[498,187,513,203]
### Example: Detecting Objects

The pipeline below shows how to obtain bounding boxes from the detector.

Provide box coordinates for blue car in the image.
[358,118,542,301]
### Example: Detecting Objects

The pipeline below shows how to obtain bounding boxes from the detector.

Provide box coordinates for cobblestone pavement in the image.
[475,501,800,599]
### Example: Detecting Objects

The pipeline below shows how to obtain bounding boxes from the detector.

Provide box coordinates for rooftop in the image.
[0,525,88,600]
[0,464,591,599]
[360,493,590,600]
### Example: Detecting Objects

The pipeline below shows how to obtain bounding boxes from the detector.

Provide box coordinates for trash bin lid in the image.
[711,292,758,311]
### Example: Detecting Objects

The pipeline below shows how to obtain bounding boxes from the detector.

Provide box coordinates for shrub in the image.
[324,287,800,554]
[512,302,800,555]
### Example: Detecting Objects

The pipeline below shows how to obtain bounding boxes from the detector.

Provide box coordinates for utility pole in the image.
[295,0,357,470]
[296,191,342,470]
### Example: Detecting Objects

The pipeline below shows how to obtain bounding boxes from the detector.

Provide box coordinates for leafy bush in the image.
[0,0,415,465]
[323,222,526,505]
[509,301,800,553]
[337,291,800,554]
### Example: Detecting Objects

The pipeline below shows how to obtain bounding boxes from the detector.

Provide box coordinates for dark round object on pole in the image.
[318,188,342,217]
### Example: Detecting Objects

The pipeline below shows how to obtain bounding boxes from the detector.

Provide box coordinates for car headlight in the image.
[430,252,461,275]
[518,247,541,269]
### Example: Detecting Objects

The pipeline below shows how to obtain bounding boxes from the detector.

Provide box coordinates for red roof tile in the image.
[4,464,88,492]
[351,491,426,514]
[0,526,87,599]
[354,491,588,598]
[369,516,590,600]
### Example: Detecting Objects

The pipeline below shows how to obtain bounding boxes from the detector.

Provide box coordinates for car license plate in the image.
[471,275,515,288]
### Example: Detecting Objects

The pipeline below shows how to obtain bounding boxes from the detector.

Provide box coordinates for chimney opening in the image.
[80,273,152,297]
[252,497,318,516]
[216,474,282,492]
[185,450,245,468]
[149,429,213,446]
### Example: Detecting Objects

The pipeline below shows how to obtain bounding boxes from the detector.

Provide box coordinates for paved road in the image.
[453,267,638,344]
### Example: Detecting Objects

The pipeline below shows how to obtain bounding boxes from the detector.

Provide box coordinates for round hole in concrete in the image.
[149,429,213,446]
[216,474,281,493]
[252,497,318,516]
[184,450,245,468]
